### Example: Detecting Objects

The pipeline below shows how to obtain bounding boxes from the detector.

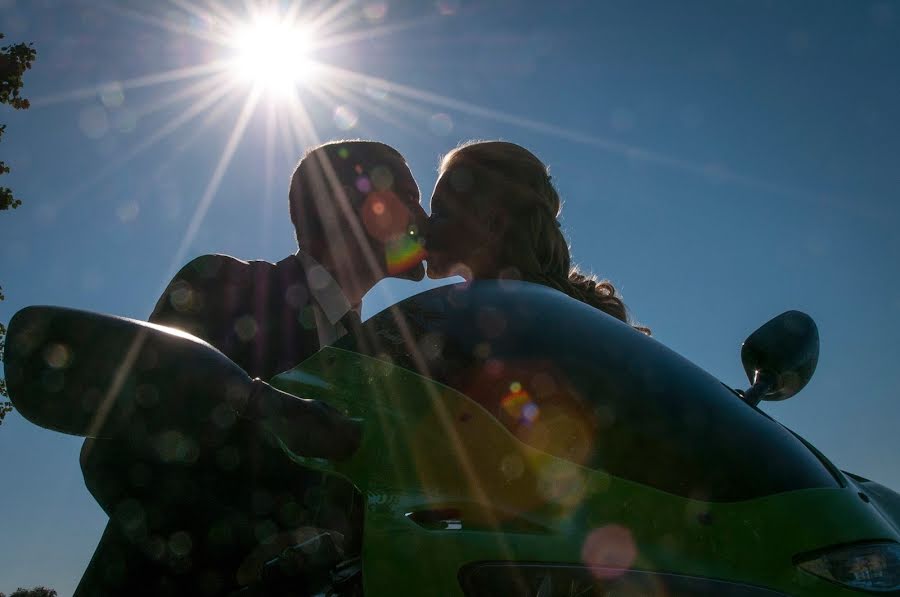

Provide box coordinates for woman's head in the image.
[426,140,647,332]
[427,140,566,280]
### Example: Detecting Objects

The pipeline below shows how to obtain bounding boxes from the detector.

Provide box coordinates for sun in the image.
[229,14,316,96]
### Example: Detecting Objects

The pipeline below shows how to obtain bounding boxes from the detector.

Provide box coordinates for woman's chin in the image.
[426,260,473,281]
[425,258,451,279]
[426,264,446,279]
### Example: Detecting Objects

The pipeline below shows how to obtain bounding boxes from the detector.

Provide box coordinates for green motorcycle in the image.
[4,281,900,596]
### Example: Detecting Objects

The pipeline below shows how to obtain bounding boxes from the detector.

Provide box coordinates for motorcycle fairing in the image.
[272,347,897,597]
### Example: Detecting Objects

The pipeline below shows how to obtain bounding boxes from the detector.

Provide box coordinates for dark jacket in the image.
[150,253,324,381]
[75,254,360,597]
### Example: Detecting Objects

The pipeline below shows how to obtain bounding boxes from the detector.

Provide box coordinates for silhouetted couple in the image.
[150,139,645,374]
[75,140,647,597]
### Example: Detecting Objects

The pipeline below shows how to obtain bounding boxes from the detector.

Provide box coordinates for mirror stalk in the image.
[741,371,776,407]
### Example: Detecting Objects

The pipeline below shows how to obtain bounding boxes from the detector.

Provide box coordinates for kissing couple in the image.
[151,139,648,382]
[75,139,648,597]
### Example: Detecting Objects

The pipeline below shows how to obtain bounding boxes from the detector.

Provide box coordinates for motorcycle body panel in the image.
[269,281,900,597]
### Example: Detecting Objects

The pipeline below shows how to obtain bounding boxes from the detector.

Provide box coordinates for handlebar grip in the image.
[245,379,362,461]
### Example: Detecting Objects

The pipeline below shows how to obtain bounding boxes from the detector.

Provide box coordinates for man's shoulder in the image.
[151,254,285,325]
[180,253,250,277]
[175,253,281,282]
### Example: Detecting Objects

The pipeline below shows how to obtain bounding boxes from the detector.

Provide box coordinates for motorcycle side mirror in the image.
[740,310,819,407]
[2,305,254,438]
[4,306,361,460]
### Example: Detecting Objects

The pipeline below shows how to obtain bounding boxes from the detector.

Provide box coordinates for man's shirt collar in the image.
[293,251,354,325]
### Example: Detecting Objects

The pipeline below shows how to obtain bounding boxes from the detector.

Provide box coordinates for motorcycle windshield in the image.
[335,281,837,502]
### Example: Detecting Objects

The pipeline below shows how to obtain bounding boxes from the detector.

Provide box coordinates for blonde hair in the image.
[440,140,649,334]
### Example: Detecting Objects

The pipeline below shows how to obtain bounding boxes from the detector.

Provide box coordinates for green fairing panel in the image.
[266,281,898,596]
[326,281,838,503]
[271,348,897,597]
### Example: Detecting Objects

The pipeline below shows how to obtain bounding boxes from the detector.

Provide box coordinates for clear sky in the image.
[1,0,898,594]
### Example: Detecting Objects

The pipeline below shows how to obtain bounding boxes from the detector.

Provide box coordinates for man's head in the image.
[289,141,426,284]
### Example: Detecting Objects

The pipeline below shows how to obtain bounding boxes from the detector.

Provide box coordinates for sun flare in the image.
[230,15,315,96]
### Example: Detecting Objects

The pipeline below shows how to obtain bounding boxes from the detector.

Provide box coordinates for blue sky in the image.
[1,0,899,593]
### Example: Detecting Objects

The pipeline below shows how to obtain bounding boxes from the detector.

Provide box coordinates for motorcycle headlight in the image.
[796,542,900,592]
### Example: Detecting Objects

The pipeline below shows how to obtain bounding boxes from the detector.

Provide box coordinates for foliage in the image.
[1,32,36,211]
[1,318,9,421]
[0,32,36,421]
[0,587,59,597]
[1,284,7,410]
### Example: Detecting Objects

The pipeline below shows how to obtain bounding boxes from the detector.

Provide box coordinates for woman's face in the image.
[426,165,501,279]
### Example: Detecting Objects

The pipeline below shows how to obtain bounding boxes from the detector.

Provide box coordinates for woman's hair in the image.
[440,140,650,334]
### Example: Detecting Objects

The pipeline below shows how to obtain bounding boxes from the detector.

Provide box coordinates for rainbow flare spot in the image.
[385,234,426,274]
[501,381,540,425]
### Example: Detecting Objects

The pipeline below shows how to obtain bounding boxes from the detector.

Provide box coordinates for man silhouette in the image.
[75,140,427,596]
[151,139,426,379]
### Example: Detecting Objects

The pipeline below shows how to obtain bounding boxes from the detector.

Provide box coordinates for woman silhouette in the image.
[426,140,649,334]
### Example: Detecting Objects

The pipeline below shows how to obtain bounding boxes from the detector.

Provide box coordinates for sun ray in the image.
[323,77,438,140]
[123,76,237,162]
[242,0,287,23]
[321,64,644,150]
[319,65,829,204]
[313,15,443,50]
[200,0,244,24]
[299,83,373,136]
[280,0,307,26]
[312,11,366,42]
[143,93,247,229]
[277,99,300,163]
[92,0,232,47]
[59,74,238,208]
[262,96,278,255]
[305,0,356,33]
[191,85,247,135]
[279,91,465,512]
[82,328,152,450]
[283,92,321,158]
[31,60,230,108]
[169,0,244,32]
[312,79,430,142]
[325,64,694,162]
[129,70,230,120]
[277,96,451,441]
[164,87,263,280]
[155,86,246,174]
[279,83,448,311]
[282,90,390,286]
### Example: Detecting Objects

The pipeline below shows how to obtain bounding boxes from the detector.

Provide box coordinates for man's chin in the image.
[391,261,426,281]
